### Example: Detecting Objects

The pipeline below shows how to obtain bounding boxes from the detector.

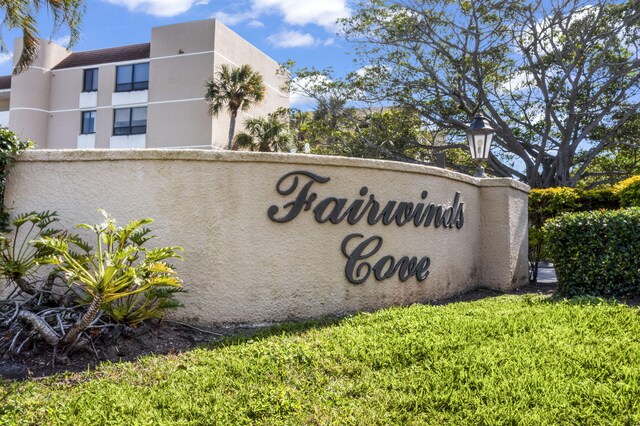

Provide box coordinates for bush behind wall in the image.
[528,186,620,281]
[614,176,640,208]
[545,208,640,297]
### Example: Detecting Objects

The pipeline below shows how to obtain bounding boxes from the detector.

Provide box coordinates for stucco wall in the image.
[5,150,529,324]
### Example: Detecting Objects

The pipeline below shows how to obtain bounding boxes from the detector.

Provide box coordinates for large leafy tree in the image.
[341,0,640,187]
[287,70,473,171]
[579,113,640,188]
[205,64,266,150]
[1,0,84,74]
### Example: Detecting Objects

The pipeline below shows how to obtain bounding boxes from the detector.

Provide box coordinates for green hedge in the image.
[528,186,620,281]
[545,208,640,297]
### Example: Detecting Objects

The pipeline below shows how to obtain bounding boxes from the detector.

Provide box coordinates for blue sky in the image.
[0,0,356,103]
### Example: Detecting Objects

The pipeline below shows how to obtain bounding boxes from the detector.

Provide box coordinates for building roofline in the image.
[52,43,150,70]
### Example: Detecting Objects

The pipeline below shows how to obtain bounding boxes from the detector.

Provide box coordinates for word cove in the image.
[267,170,466,285]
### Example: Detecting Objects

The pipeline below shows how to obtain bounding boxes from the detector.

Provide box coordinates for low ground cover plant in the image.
[1,296,639,424]
[545,208,640,297]
[0,210,184,363]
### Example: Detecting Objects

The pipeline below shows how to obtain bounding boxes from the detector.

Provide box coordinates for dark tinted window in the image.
[83,68,98,92]
[132,63,149,90]
[115,63,149,92]
[113,107,147,135]
[81,111,96,134]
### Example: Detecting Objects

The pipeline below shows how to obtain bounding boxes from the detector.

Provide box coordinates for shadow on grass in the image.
[203,316,347,350]
[539,293,640,307]
[427,278,638,308]
[429,279,557,306]
[203,280,563,351]
[207,280,564,350]
[6,278,638,381]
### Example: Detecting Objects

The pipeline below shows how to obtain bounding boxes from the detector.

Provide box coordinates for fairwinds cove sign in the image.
[9,150,529,323]
[267,170,465,284]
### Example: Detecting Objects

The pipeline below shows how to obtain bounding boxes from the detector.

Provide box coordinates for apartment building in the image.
[0,19,289,149]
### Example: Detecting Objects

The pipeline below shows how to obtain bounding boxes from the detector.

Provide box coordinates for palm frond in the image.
[6,0,85,74]
[205,64,266,117]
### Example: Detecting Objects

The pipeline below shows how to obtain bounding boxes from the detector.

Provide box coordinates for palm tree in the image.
[1,0,85,74]
[290,109,313,150]
[205,64,266,150]
[235,114,291,152]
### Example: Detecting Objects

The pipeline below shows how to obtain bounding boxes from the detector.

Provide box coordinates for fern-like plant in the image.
[37,210,184,344]
[0,211,59,295]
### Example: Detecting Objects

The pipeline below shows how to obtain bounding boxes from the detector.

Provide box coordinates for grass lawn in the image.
[2,295,640,424]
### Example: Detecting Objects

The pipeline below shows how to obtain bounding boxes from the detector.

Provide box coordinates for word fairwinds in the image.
[267,171,465,284]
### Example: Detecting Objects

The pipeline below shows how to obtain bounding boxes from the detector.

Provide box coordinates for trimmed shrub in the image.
[528,186,621,282]
[576,187,620,211]
[545,208,640,297]
[529,188,581,225]
[528,188,581,281]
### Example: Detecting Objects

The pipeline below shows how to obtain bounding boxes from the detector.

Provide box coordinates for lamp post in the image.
[465,114,495,178]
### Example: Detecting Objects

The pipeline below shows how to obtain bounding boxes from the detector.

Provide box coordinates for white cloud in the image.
[102,0,208,17]
[214,10,258,26]
[0,52,12,65]
[213,0,349,30]
[52,35,71,47]
[267,30,317,48]
[254,0,350,30]
[247,20,265,28]
[355,66,371,78]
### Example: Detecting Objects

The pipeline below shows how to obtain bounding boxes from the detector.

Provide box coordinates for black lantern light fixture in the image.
[465,114,495,178]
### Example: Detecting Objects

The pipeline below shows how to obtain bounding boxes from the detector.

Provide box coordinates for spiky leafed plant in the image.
[0,0,85,74]
[36,210,183,345]
[205,64,266,150]
[0,211,59,295]
[235,114,291,153]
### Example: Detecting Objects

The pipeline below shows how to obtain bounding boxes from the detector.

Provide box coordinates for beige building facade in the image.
[0,19,289,149]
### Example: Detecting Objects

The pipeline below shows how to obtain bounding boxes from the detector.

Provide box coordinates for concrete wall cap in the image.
[18,149,531,193]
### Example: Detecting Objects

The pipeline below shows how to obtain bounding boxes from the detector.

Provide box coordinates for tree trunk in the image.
[60,294,103,345]
[17,310,60,346]
[12,277,35,295]
[228,110,238,150]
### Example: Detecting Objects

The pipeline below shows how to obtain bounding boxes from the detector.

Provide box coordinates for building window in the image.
[113,107,147,135]
[83,68,98,92]
[115,63,149,92]
[81,111,96,134]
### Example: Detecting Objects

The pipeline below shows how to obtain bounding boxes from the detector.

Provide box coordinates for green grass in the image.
[2,295,640,425]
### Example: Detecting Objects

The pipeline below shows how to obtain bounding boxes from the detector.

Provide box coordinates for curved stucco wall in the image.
[5,150,529,324]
